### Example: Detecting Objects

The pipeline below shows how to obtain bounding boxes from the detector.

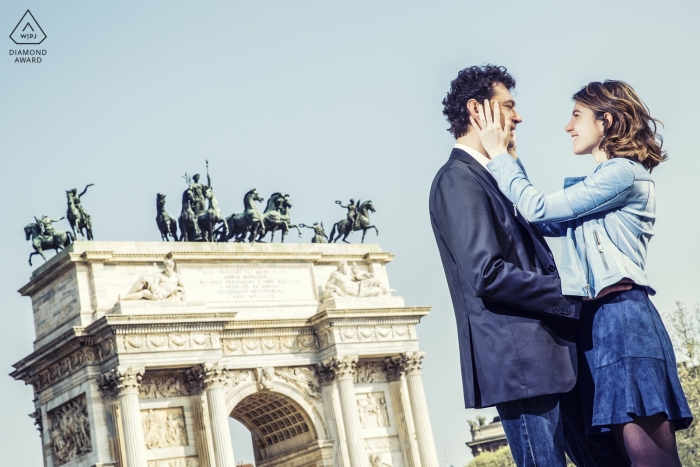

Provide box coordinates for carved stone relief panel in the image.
[357,392,390,429]
[365,436,402,467]
[117,332,219,354]
[141,407,188,450]
[315,328,335,349]
[33,338,116,391]
[336,324,414,343]
[222,333,318,356]
[47,394,92,466]
[147,457,199,467]
[369,453,394,467]
[275,367,321,401]
[354,362,388,384]
[140,373,190,399]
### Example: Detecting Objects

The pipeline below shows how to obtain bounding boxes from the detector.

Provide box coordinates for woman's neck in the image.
[592,147,608,164]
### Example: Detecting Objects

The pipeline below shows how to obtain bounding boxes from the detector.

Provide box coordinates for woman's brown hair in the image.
[573,80,667,171]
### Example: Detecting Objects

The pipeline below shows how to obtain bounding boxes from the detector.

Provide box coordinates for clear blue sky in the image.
[1,1,698,465]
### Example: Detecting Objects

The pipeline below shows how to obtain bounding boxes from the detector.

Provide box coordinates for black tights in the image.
[611,414,681,467]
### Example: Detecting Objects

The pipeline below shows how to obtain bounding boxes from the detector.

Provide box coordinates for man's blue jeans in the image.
[496,386,626,467]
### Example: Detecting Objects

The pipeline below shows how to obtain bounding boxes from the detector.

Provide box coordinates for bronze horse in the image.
[329,200,379,243]
[178,187,199,241]
[156,193,178,241]
[216,189,266,242]
[24,222,73,266]
[257,193,301,243]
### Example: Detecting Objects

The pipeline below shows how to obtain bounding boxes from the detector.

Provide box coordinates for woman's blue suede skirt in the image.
[577,287,693,434]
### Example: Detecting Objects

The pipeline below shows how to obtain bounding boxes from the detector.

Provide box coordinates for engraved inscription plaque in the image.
[180,264,316,303]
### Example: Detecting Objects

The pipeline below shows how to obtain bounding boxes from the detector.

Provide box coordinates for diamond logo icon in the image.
[10,10,46,45]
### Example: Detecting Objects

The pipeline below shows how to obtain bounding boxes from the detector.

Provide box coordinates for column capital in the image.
[326,355,359,381]
[314,361,335,386]
[187,362,231,390]
[98,366,145,397]
[384,351,425,380]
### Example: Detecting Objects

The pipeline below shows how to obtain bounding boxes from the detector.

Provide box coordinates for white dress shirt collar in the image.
[454,143,491,171]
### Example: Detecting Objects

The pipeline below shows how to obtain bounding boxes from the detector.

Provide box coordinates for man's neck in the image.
[455,132,489,159]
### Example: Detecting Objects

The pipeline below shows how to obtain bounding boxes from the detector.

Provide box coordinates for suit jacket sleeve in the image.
[433,166,580,319]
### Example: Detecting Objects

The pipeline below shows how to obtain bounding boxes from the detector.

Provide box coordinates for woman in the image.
[472,81,692,466]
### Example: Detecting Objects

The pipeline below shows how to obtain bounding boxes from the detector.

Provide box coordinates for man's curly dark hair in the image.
[442,65,516,138]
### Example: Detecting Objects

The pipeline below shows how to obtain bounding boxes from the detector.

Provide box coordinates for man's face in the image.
[470,83,522,149]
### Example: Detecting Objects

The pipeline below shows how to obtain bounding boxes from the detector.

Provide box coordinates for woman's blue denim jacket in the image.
[487,154,655,298]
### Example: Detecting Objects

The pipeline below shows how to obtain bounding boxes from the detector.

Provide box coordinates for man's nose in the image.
[513,110,523,123]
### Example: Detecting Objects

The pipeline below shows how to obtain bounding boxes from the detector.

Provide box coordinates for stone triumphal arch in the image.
[12,242,439,467]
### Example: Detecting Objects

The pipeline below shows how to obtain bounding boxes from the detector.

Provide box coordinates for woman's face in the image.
[564,102,606,155]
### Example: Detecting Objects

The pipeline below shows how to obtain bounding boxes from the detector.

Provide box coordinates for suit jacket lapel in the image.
[450,149,555,270]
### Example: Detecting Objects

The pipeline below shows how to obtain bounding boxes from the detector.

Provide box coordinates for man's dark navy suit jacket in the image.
[429,148,582,408]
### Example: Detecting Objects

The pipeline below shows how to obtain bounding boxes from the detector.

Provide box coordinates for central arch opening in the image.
[228,391,317,465]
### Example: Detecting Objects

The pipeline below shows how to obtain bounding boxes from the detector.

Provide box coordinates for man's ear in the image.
[466,99,480,119]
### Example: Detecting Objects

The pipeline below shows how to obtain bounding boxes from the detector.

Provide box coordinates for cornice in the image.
[308,307,431,326]
[103,312,239,324]
[19,242,395,296]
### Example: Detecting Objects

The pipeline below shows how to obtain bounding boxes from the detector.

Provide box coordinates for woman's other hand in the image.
[583,280,634,301]
[470,100,511,158]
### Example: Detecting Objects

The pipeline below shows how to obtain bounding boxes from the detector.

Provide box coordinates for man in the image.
[73,184,93,216]
[38,214,64,241]
[429,65,625,466]
[337,198,357,231]
[121,253,185,301]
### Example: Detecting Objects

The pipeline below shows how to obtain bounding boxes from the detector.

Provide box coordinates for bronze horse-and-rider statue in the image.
[216,188,266,243]
[24,215,73,266]
[256,193,301,243]
[66,184,94,240]
[329,199,379,243]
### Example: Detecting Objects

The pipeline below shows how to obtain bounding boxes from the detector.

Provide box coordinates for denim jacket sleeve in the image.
[487,153,636,223]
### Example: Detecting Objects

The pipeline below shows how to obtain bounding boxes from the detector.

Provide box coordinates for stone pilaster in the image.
[186,367,215,467]
[99,366,147,467]
[324,355,365,467]
[390,352,438,467]
[189,363,236,467]
[385,358,421,467]
[316,364,350,467]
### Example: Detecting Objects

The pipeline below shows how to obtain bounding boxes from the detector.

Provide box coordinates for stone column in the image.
[190,362,236,467]
[100,366,147,467]
[327,355,365,467]
[384,358,421,467]
[396,352,439,467]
